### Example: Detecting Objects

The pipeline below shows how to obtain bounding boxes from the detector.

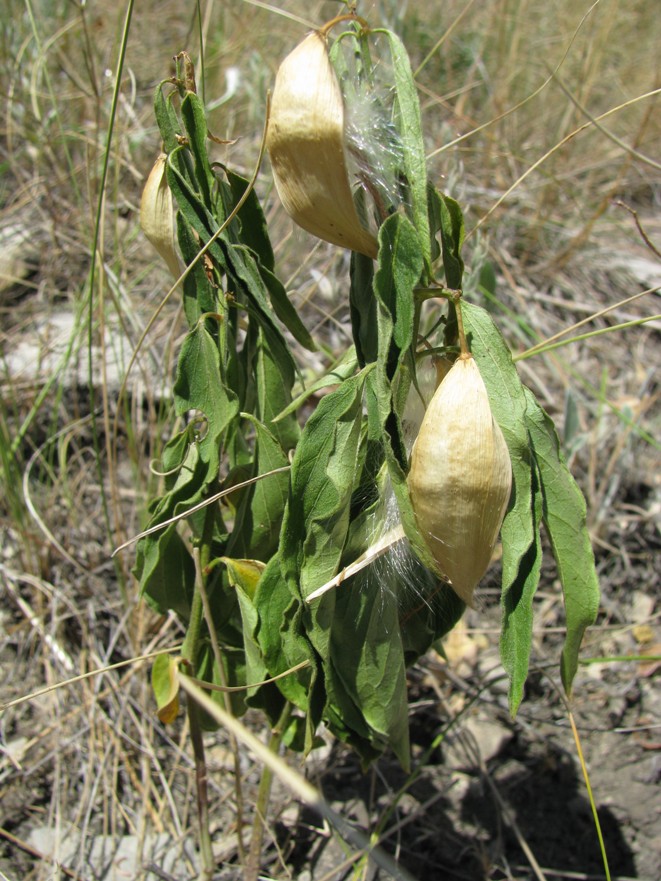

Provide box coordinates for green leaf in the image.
[173,321,238,476]
[499,451,543,716]
[380,30,431,277]
[138,522,196,617]
[225,168,274,271]
[281,368,370,604]
[167,146,223,250]
[523,386,600,697]
[180,92,216,211]
[373,213,423,375]
[226,415,289,561]
[137,322,239,614]
[328,567,410,768]
[258,265,317,352]
[223,558,268,683]
[430,188,465,290]
[151,654,181,724]
[349,243,378,367]
[153,82,180,154]
[252,324,300,452]
[167,154,302,383]
[176,210,218,325]
[460,301,543,713]
[226,244,299,371]
[460,302,534,597]
[254,555,320,748]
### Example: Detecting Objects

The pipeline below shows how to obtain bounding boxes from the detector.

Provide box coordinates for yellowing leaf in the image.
[151,654,181,724]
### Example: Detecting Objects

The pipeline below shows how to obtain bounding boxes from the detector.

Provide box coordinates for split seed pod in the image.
[408,355,512,606]
[140,152,181,279]
[266,31,378,259]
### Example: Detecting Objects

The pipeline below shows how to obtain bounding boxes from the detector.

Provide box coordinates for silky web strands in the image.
[331,30,408,233]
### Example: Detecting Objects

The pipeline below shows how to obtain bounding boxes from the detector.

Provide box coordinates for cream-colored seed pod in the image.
[140,153,181,279]
[408,355,512,606]
[266,31,378,259]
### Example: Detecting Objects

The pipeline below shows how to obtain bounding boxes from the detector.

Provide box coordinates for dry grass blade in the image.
[0,646,181,713]
[517,287,660,360]
[111,465,290,556]
[468,87,661,239]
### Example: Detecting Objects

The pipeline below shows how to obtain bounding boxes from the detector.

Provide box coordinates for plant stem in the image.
[181,591,212,879]
[181,507,219,881]
[181,589,204,668]
[193,513,247,862]
[245,701,293,881]
[452,290,469,356]
[188,698,215,881]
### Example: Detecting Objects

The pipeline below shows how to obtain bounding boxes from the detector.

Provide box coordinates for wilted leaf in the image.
[523,386,600,697]
[152,654,181,724]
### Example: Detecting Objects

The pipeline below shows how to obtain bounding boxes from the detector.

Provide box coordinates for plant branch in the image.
[245,702,293,881]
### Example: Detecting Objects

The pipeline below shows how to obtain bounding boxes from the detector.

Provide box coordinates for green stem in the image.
[181,589,204,667]
[245,702,293,881]
[452,291,469,356]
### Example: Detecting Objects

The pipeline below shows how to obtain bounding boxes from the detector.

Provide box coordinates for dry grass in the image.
[1,0,659,879]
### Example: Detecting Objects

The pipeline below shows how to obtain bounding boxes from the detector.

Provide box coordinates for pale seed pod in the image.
[140,153,181,279]
[408,354,512,606]
[266,31,379,259]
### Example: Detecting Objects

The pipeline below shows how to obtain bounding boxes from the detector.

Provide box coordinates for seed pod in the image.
[140,152,181,279]
[408,354,512,606]
[266,31,378,259]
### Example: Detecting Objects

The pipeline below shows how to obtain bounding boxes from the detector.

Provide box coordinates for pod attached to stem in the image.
[408,353,512,606]
[266,24,379,258]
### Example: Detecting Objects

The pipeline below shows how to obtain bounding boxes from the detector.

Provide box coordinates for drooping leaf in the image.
[460,302,535,596]
[523,386,600,697]
[137,520,196,618]
[151,654,181,724]
[225,168,275,271]
[499,450,543,716]
[281,369,369,604]
[225,415,289,562]
[460,301,543,712]
[373,213,423,376]
[429,188,465,290]
[349,250,378,366]
[258,265,317,352]
[328,566,410,768]
[137,321,239,613]
[176,210,218,325]
[180,92,216,211]
[166,146,225,254]
[173,321,239,477]
[223,558,269,683]
[379,30,431,277]
[153,82,181,154]
[251,323,300,452]
[253,555,320,750]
